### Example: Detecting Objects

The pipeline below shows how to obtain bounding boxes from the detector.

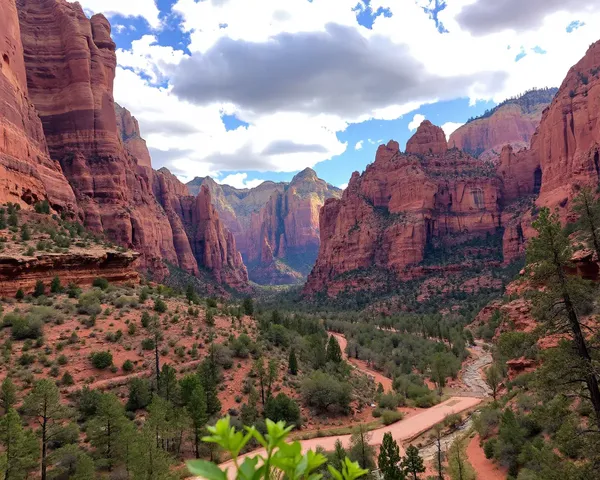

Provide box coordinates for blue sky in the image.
[74,0,598,189]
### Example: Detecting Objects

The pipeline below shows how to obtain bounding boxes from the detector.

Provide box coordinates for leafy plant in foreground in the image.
[187,416,368,480]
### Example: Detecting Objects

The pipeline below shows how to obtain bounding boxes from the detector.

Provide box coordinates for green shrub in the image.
[33,280,45,298]
[122,360,134,372]
[264,393,301,427]
[92,277,109,290]
[154,298,167,313]
[378,392,405,410]
[381,410,404,425]
[19,353,36,366]
[141,311,151,328]
[90,351,113,369]
[15,289,24,300]
[77,291,102,316]
[141,338,155,351]
[61,372,74,386]
[11,315,43,340]
[50,276,62,294]
[483,439,496,460]
[114,296,139,309]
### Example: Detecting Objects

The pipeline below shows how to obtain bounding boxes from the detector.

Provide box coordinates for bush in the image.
[301,371,351,414]
[141,338,155,351]
[77,291,102,316]
[19,353,36,366]
[141,311,151,328]
[444,413,462,429]
[154,298,167,313]
[483,439,496,459]
[497,332,538,360]
[122,360,134,372]
[50,276,62,294]
[92,277,109,290]
[11,315,43,340]
[33,280,45,298]
[126,378,152,411]
[378,392,405,410]
[61,372,74,386]
[381,410,404,426]
[90,351,113,369]
[67,283,81,299]
[114,296,139,309]
[15,289,24,300]
[264,393,301,427]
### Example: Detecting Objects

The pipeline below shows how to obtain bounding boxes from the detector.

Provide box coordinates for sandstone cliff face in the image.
[406,120,448,155]
[245,168,341,284]
[305,121,504,296]
[449,88,557,162]
[531,41,600,213]
[188,171,340,284]
[14,0,248,290]
[0,0,78,211]
[153,168,249,289]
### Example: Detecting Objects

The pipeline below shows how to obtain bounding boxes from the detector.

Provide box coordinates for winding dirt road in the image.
[214,333,485,478]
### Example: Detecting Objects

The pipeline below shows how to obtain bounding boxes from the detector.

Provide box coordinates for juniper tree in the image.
[288,348,298,375]
[326,335,343,364]
[527,207,600,429]
[572,186,600,261]
[378,433,404,480]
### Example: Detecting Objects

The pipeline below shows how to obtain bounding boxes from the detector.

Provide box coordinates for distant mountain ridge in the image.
[187,169,341,284]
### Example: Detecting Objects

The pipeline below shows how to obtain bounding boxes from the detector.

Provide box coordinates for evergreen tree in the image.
[50,276,62,294]
[241,387,259,426]
[242,297,254,316]
[0,378,17,413]
[288,348,298,375]
[179,374,202,406]
[0,211,6,230]
[87,393,127,472]
[126,378,152,411]
[22,380,69,480]
[0,408,39,480]
[484,364,502,401]
[326,335,343,364]
[158,364,179,403]
[254,357,267,405]
[33,280,45,298]
[131,426,176,480]
[573,186,600,261]
[402,445,425,480]
[432,424,444,480]
[330,439,347,472]
[378,432,404,480]
[47,445,94,480]
[199,357,221,417]
[348,424,376,471]
[267,359,278,399]
[527,207,600,428]
[187,385,207,458]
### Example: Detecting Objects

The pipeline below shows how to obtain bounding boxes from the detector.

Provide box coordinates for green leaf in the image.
[186,460,228,480]
[237,457,260,480]
[328,465,343,480]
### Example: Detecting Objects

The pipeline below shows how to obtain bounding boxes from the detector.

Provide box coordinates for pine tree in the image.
[527,207,600,428]
[0,408,39,480]
[378,432,404,480]
[254,356,266,405]
[402,445,425,480]
[199,357,221,417]
[47,445,94,480]
[131,425,176,480]
[158,364,179,403]
[267,359,278,399]
[23,379,69,480]
[50,276,62,294]
[288,348,298,375]
[126,378,152,411]
[87,393,127,472]
[242,297,254,316]
[187,385,207,458]
[0,377,17,413]
[572,186,600,261]
[326,335,343,364]
[241,387,259,426]
[33,280,45,298]
[179,373,202,406]
[331,439,347,471]
[348,424,376,471]
[433,424,444,480]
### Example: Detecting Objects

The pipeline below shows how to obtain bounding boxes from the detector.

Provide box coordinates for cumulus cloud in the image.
[171,24,507,120]
[338,183,348,190]
[441,122,464,140]
[455,0,600,35]
[355,141,363,150]
[261,141,328,155]
[73,0,161,29]
[217,173,265,190]
[408,114,426,131]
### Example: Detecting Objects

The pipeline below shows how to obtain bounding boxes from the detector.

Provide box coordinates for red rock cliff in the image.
[305,124,504,296]
[245,168,341,284]
[449,88,557,162]
[0,0,78,211]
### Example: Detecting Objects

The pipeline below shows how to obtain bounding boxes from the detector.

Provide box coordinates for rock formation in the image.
[449,88,557,161]
[0,0,78,211]
[305,122,504,296]
[153,169,249,290]
[9,0,248,289]
[188,170,340,284]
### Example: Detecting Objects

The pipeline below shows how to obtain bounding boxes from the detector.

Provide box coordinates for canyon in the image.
[188,170,340,284]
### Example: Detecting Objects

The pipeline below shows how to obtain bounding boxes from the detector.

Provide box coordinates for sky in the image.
[71,0,600,190]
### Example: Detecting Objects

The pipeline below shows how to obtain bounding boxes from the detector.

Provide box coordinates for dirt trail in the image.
[466,434,507,480]
[213,333,487,479]
[330,332,393,392]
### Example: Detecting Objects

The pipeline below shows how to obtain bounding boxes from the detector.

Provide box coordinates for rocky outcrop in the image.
[0,0,78,211]
[0,249,139,297]
[406,120,448,155]
[305,127,504,296]
[449,88,557,161]
[153,169,249,289]
[188,170,340,284]
[115,103,152,170]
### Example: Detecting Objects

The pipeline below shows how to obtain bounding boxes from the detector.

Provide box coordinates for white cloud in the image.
[72,0,161,29]
[216,173,265,190]
[354,141,363,150]
[441,122,465,140]
[106,0,600,180]
[113,24,126,34]
[338,183,348,190]
[408,114,426,131]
